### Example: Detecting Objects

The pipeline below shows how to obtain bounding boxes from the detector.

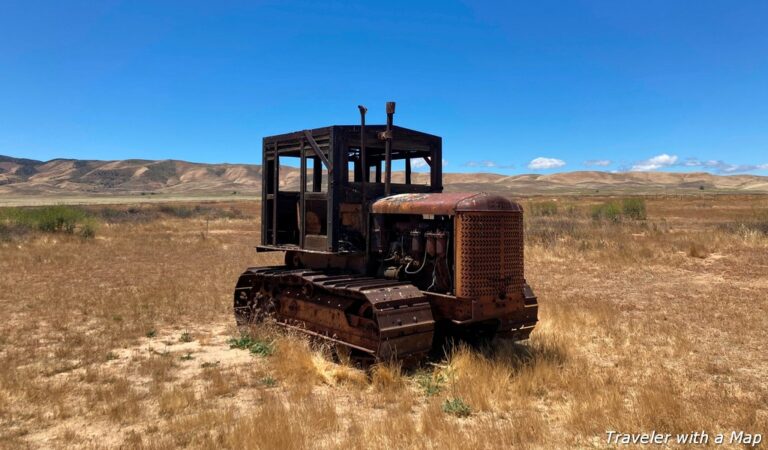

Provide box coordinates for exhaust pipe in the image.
[358,104,368,227]
[384,101,395,196]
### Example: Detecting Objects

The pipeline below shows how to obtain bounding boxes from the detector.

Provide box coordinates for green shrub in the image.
[79,221,97,239]
[228,335,274,357]
[0,205,96,237]
[261,376,277,387]
[443,397,471,417]
[622,198,647,220]
[529,201,558,217]
[179,332,193,343]
[591,202,621,223]
[416,373,446,397]
[159,205,195,218]
[29,205,84,232]
[95,206,157,223]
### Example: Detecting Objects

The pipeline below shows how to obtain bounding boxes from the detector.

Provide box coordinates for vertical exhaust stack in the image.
[358,104,368,230]
[384,101,395,196]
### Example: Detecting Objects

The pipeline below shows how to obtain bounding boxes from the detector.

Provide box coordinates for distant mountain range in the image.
[2,155,768,197]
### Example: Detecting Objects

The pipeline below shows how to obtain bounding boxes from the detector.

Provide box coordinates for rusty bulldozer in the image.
[234,102,537,364]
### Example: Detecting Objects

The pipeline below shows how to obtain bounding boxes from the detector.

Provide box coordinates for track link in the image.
[234,266,435,362]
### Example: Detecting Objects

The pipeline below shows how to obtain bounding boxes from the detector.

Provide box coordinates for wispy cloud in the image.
[630,153,678,171]
[528,157,566,170]
[411,157,448,171]
[584,159,612,167]
[461,160,514,169]
[681,158,768,174]
[411,158,429,169]
[627,154,768,174]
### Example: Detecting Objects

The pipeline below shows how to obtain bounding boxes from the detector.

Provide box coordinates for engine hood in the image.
[371,192,522,215]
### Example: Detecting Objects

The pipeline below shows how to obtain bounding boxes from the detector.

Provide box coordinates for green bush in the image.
[0,205,96,238]
[261,376,277,387]
[228,335,275,357]
[529,201,558,217]
[157,204,247,220]
[622,198,647,220]
[590,202,621,223]
[79,221,97,239]
[416,373,446,397]
[95,206,157,223]
[159,205,195,218]
[443,397,471,417]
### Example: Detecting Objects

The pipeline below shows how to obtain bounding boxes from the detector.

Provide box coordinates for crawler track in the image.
[234,266,435,363]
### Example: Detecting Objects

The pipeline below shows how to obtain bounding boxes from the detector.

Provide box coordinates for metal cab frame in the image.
[258,124,443,255]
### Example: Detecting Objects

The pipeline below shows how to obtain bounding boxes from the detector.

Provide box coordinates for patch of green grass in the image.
[529,201,558,217]
[180,352,194,361]
[416,373,446,397]
[179,332,193,343]
[622,198,647,220]
[146,329,157,338]
[0,205,97,238]
[228,335,255,350]
[261,376,277,387]
[248,341,274,356]
[156,204,247,220]
[228,335,274,357]
[159,205,196,218]
[201,361,220,369]
[79,222,96,238]
[442,397,471,417]
[591,201,622,223]
[106,352,119,361]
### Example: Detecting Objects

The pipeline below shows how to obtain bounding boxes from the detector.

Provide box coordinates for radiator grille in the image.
[455,211,524,299]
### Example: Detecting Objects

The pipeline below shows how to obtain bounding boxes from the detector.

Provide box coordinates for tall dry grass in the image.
[1,197,767,448]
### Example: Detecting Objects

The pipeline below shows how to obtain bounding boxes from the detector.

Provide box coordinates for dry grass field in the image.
[1,196,767,449]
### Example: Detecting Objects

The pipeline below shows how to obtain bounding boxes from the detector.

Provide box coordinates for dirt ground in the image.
[0,196,766,449]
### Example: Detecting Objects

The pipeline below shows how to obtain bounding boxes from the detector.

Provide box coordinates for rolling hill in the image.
[2,155,767,198]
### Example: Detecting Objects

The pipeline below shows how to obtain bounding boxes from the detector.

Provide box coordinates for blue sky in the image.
[1,0,767,175]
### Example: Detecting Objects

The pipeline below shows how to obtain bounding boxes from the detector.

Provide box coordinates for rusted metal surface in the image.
[261,122,442,254]
[241,103,537,363]
[234,266,435,361]
[371,192,523,215]
[303,130,332,173]
[455,210,524,299]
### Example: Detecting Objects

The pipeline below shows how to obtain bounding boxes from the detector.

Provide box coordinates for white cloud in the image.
[681,158,768,174]
[410,157,448,172]
[411,158,429,169]
[630,153,678,171]
[528,157,566,170]
[461,160,515,169]
[584,159,612,167]
[463,160,497,168]
[620,154,768,174]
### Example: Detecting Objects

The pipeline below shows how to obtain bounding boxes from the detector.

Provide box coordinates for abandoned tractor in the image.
[234,102,537,363]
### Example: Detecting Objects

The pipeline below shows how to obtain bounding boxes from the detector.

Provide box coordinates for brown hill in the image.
[1,155,767,197]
